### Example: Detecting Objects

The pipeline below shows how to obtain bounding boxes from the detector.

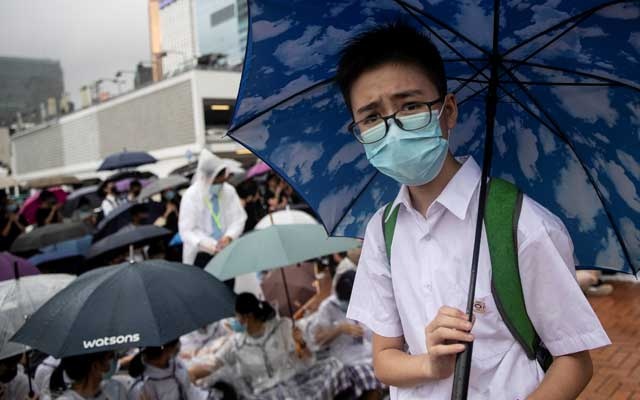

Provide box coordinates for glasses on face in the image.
[348,97,444,144]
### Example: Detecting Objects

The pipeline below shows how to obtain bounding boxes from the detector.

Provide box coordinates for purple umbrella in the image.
[246,162,271,179]
[0,253,39,282]
[115,178,152,193]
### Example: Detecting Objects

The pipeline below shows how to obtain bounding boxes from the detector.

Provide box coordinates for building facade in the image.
[11,69,244,181]
[158,0,248,76]
[0,57,65,127]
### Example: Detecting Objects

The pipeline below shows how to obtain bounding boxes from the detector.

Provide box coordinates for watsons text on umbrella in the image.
[83,334,141,349]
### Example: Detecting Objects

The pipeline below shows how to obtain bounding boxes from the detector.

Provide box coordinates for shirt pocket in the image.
[470,293,515,362]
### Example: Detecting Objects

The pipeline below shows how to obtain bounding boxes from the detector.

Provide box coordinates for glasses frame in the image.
[348,97,444,144]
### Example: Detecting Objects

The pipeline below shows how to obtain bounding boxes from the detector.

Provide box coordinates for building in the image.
[0,56,65,127]
[10,68,249,181]
[157,0,248,76]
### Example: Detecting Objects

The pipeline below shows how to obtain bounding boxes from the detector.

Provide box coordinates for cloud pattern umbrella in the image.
[228,0,640,274]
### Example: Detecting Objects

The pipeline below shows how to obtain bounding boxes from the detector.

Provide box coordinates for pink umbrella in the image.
[246,161,271,179]
[19,188,68,225]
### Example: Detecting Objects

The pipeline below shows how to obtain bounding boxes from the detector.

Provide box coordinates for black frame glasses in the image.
[348,97,444,144]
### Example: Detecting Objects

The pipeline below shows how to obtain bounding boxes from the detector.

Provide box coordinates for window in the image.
[210,5,235,27]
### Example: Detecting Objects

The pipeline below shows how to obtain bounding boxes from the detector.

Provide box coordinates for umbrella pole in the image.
[26,351,34,397]
[279,267,295,318]
[451,1,500,398]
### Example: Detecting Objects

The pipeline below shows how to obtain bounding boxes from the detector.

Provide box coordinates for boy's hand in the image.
[340,323,364,337]
[424,306,474,379]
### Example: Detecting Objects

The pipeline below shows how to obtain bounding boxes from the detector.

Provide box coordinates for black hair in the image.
[50,351,109,391]
[336,270,356,302]
[336,21,447,110]
[130,180,142,189]
[128,339,180,378]
[38,190,57,204]
[235,292,276,322]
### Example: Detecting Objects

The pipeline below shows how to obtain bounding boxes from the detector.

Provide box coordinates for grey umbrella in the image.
[86,225,172,262]
[10,222,93,254]
[137,175,189,201]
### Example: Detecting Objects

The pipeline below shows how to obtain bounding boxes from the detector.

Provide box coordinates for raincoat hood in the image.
[195,149,227,184]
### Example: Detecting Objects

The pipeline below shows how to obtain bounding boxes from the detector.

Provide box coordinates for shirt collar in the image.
[389,156,481,221]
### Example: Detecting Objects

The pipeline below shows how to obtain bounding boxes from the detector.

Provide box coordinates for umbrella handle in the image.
[26,352,34,397]
[13,261,20,280]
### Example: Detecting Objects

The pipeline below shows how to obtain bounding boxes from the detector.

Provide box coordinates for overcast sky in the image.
[0,0,150,105]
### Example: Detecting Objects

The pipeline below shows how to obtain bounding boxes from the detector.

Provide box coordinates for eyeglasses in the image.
[348,97,444,144]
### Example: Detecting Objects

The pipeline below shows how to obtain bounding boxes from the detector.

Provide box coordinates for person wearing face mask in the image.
[127,340,210,400]
[0,353,40,400]
[49,351,126,400]
[338,22,608,400]
[179,149,247,278]
[154,190,180,234]
[309,271,385,400]
[192,293,351,400]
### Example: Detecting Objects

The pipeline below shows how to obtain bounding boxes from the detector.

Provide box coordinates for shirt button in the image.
[424,233,431,241]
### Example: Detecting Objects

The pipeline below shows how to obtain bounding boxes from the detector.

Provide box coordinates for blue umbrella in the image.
[228,1,639,279]
[28,235,93,268]
[98,150,157,171]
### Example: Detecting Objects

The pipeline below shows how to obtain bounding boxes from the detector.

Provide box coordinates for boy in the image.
[341,22,610,399]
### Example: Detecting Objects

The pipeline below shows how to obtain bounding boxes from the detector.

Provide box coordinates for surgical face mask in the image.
[209,184,222,197]
[164,190,176,201]
[102,358,119,380]
[230,318,246,333]
[363,109,449,186]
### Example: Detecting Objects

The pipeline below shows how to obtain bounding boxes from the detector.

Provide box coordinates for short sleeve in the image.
[518,197,611,356]
[346,209,404,338]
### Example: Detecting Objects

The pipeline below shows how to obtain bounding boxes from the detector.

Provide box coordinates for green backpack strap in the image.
[382,202,400,265]
[485,178,553,371]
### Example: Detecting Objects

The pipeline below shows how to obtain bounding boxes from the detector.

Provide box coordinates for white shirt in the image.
[101,196,119,217]
[57,379,127,400]
[34,356,60,398]
[179,182,248,264]
[127,358,208,400]
[308,295,373,366]
[0,367,36,400]
[347,157,610,400]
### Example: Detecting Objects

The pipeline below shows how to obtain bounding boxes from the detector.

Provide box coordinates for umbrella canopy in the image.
[19,188,68,225]
[0,253,39,282]
[104,170,156,184]
[11,221,93,254]
[86,225,172,261]
[206,224,361,281]
[12,260,235,358]
[93,202,163,242]
[260,261,316,318]
[28,235,92,274]
[246,161,272,179]
[62,185,102,218]
[137,175,190,201]
[114,178,153,193]
[255,209,317,229]
[0,274,74,359]
[98,151,157,171]
[228,1,639,274]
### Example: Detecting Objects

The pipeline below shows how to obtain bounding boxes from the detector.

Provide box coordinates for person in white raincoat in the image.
[178,149,247,271]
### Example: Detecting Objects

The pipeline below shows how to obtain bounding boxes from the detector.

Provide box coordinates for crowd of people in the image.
[0,150,385,400]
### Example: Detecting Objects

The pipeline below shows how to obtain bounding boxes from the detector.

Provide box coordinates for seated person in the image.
[194,293,351,400]
[310,271,386,400]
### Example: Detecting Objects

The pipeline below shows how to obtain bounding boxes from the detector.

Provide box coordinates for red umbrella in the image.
[260,262,316,318]
[19,188,68,225]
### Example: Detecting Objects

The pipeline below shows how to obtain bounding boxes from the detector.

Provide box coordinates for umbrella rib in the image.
[502,0,627,58]
[228,78,335,134]
[394,0,490,56]
[502,60,640,93]
[498,65,637,274]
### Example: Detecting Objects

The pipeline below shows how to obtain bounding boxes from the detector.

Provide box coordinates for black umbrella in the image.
[11,222,94,254]
[97,151,157,171]
[11,260,236,357]
[62,185,102,218]
[104,170,156,184]
[86,225,172,261]
[137,175,189,201]
[93,202,163,242]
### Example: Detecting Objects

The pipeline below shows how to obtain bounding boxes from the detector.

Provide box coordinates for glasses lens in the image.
[355,121,387,144]
[396,111,434,131]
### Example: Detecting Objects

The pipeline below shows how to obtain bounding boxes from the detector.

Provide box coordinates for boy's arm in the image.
[373,334,431,387]
[527,351,593,400]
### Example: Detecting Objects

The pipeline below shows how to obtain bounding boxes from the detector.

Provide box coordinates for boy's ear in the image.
[443,94,458,134]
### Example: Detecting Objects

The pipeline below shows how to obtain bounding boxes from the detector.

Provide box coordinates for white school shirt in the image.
[127,358,208,400]
[57,379,127,400]
[346,157,610,400]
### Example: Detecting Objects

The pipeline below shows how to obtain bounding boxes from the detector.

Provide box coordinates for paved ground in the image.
[579,281,640,400]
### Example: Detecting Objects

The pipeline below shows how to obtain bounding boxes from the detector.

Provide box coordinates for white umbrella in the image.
[255,209,317,230]
[0,274,75,359]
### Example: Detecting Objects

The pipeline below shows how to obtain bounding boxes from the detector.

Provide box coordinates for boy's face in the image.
[349,62,457,140]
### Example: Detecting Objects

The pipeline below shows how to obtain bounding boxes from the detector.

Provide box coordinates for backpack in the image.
[381,178,552,371]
